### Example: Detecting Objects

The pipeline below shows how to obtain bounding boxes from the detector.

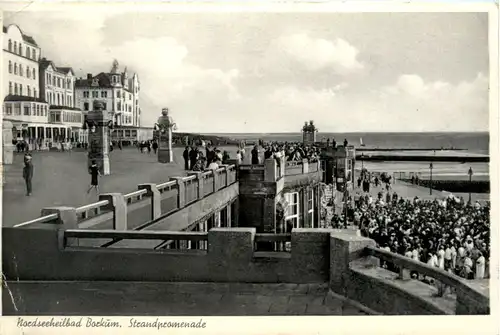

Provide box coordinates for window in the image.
[26,48,30,58]
[84,102,89,111]
[44,106,48,116]
[8,39,12,51]
[117,101,121,111]
[27,66,30,78]
[117,90,121,98]
[6,105,12,115]
[83,91,89,98]
[19,85,23,96]
[24,106,30,115]
[8,61,12,73]
[33,69,36,80]
[308,188,314,227]
[58,78,61,88]
[67,78,71,88]
[14,83,18,95]
[92,91,98,98]
[19,65,23,76]
[284,192,300,231]
[14,63,18,75]
[32,49,36,60]
[9,82,12,95]
[101,91,107,98]
[102,102,107,110]
[37,105,40,116]
[27,86,31,97]
[14,103,21,115]
[14,41,17,54]
[34,89,37,98]
[19,44,23,56]
[68,97,72,107]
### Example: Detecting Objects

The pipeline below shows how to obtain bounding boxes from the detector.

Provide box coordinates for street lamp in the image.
[361,153,364,170]
[429,162,433,195]
[468,167,473,203]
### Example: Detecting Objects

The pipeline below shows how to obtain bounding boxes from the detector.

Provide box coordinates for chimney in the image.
[87,73,92,80]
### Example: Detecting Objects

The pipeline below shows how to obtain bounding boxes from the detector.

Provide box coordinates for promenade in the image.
[2,148,188,226]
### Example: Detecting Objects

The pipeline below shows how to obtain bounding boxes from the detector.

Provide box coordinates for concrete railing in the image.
[14,164,238,231]
[361,247,489,315]
[2,227,489,315]
[285,159,319,176]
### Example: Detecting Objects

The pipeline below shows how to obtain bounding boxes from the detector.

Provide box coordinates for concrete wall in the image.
[2,228,337,283]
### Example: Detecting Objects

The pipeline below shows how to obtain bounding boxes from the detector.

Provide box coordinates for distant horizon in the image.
[198,131,490,135]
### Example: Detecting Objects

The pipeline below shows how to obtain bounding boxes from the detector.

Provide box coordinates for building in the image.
[2,24,49,142]
[39,58,84,143]
[302,120,317,145]
[74,60,141,129]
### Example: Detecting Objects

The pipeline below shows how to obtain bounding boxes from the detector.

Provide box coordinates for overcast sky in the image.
[4,10,489,133]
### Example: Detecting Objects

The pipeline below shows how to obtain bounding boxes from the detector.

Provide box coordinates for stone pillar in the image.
[264,158,277,181]
[99,193,127,230]
[170,177,186,208]
[329,232,376,296]
[225,204,232,227]
[138,183,161,220]
[2,120,14,165]
[188,172,204,199]
[157,108,175,163]
[41,206,78,246]
[87,101,111,175]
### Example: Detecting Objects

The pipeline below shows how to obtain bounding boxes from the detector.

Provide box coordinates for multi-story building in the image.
[2,24,49,142]
[39,58,84,143]
[75,60,141,129]
[3,24,84,148]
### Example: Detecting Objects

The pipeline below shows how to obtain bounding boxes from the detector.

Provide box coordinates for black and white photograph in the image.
[0,1,497,328]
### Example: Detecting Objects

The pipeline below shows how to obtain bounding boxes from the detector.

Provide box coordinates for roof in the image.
[75,72,113,89]
[3,24,39,47]
[39,58,74,75]
[3,95,47,103]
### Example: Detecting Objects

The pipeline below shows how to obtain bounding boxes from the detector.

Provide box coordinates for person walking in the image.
[23,153,34,196]
[183,146,190,170]
[87,160,101,194]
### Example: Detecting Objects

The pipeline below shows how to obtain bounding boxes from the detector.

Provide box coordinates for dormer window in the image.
[92,78,99,87]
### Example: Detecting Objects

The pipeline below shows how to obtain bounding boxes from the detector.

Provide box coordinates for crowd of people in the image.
[182,144,230,172]
[328,167,490,281]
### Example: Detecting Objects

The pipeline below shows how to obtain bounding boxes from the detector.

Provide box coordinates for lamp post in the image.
[361,153,364,170]
[429,162,433,195]
[468,167,473,203]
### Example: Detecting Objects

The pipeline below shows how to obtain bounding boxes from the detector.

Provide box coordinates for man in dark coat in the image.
[183,146,190,170]
[189,146,198,170]
[23,154,34,196]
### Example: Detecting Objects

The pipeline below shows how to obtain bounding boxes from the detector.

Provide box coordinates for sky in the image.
[3,9,490,133]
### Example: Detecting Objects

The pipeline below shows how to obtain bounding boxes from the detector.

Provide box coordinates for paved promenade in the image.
[2,281,370,316]
[2,148,187,226]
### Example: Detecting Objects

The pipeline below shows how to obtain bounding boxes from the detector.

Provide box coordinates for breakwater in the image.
[357,155,489,163]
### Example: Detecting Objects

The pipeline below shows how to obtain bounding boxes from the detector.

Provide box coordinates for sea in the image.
[206,132,490,180]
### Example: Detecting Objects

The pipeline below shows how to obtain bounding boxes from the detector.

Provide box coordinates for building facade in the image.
[3,24,84,148]
[74,60,141,129]
[2,24,49,143]
[39,58,85,143]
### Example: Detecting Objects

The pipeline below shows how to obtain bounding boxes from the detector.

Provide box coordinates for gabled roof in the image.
[3,24,39,47]
[4,94,47,103]
[39,58,75,76]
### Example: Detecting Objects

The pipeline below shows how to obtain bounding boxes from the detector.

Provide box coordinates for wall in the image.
[2,228,336,284]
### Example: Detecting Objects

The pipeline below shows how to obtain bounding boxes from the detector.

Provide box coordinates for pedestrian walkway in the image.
[2,148,187,226]
[2,281,370,316]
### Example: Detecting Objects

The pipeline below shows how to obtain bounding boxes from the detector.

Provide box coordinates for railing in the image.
[76,200,110,221]
[64,229,209,251]
[284,159,320,176]
[364,246,489,306]
[254,233,292,253]
[15,164,237,229]
[13,213,59,228]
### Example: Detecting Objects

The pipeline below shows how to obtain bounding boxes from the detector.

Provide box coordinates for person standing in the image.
[183,146,190,170]
[23,154,34,196]
[152,141,158,154]
[87,160,101,194]
[251,145,260,165]
[189,146,198,170]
